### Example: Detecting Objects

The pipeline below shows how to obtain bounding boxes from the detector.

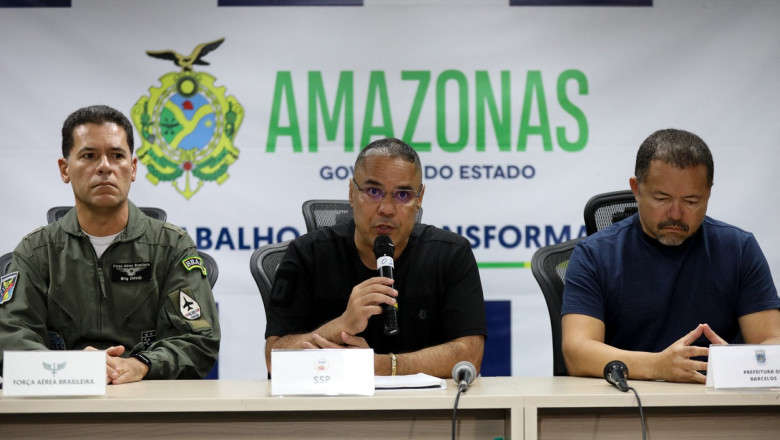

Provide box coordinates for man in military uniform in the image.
[0,105,220,384]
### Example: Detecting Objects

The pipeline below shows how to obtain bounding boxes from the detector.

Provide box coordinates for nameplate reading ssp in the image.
[271,348,374,396]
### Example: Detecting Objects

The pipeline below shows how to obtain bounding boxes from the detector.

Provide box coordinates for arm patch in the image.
[181,256,207,277]
[1,271,19,305]
[167,288,212,331]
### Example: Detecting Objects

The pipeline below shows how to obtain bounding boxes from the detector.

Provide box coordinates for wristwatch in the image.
[131,353,152,377]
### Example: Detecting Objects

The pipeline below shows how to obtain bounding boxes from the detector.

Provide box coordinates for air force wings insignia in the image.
[43,361,67,377]
[179,290,202,320]
[117,266,142,276]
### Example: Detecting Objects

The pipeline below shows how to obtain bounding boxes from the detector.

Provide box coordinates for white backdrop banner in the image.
[0,0,778,379]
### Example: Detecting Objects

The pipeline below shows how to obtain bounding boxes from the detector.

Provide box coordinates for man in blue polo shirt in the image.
[562,128,780,383]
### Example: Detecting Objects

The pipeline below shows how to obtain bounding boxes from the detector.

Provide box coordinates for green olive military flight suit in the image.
[0,202,220,379]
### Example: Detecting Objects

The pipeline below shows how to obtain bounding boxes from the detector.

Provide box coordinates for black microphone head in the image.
[452,360,477,386]
[604,360,629,392]
[373,235,394,259]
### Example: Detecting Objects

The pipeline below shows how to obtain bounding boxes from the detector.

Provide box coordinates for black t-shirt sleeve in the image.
[264,241,312,338]
[438,237,487,340]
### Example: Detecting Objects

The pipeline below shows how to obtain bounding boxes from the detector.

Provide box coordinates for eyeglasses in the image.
[352,178,422,206]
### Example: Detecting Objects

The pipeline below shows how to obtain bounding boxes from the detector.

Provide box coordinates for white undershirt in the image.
[85,231,121,259]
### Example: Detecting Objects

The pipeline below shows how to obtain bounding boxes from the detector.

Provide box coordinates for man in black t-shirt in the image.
[264,138,486,378]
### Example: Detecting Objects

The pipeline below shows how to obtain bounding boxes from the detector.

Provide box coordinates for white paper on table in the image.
[375,373,447,390]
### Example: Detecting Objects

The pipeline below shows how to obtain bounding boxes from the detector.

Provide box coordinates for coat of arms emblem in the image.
[131,38,244,199]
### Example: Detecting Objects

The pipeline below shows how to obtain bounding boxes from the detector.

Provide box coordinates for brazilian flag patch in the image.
[181,255,207,277]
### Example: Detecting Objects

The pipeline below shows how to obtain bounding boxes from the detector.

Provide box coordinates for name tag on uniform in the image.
[111,262,151,282]
[2,350,106,396]
[271,349,374,396]
[706,344,780,388]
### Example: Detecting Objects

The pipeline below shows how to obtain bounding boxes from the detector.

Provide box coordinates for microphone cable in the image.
[604,360,646,440]
[627,385,647,440]
[450,361,476,440]
[451,379,469,440]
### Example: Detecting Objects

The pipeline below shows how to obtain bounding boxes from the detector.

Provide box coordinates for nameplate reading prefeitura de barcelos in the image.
[706,344,780,389]
[2,350,106,397]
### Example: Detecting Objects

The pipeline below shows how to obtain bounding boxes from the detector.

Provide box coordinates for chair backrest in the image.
[46,206,167,224]
[301,200,354,232]
[301,199,423,232]
[530,238,582,376]
[249,240,291,310]
[583,190,637,236]
[198,251,219,289]
[0,251,13,275]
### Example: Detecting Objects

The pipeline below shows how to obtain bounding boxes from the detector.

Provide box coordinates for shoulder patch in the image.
[166,288,211,330]
[1,271,19,305]
[181,255,207,277]
[178,290,202,320]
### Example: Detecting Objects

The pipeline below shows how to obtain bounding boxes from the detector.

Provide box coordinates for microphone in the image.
[603,360,630,392]
[373,235,399,335]
[452,361,477,392]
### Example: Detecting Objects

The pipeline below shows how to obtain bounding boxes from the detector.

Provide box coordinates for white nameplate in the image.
[271,348,374,396]
[2,350,106,396]
[706,344,780,388]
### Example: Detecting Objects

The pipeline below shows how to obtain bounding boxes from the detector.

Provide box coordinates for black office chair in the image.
[198,251,219,289]
[583,190,637,236]
[46,206,167,224]
[249,240,291,310]
[301,199,423,232]
[530,238,582,376]
[0,251,13,275]
[301,200,353,232]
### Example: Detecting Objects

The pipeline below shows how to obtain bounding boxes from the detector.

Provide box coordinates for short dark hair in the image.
[355,138,422,175]
[635,128,714,187]
[61,105,134,159]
